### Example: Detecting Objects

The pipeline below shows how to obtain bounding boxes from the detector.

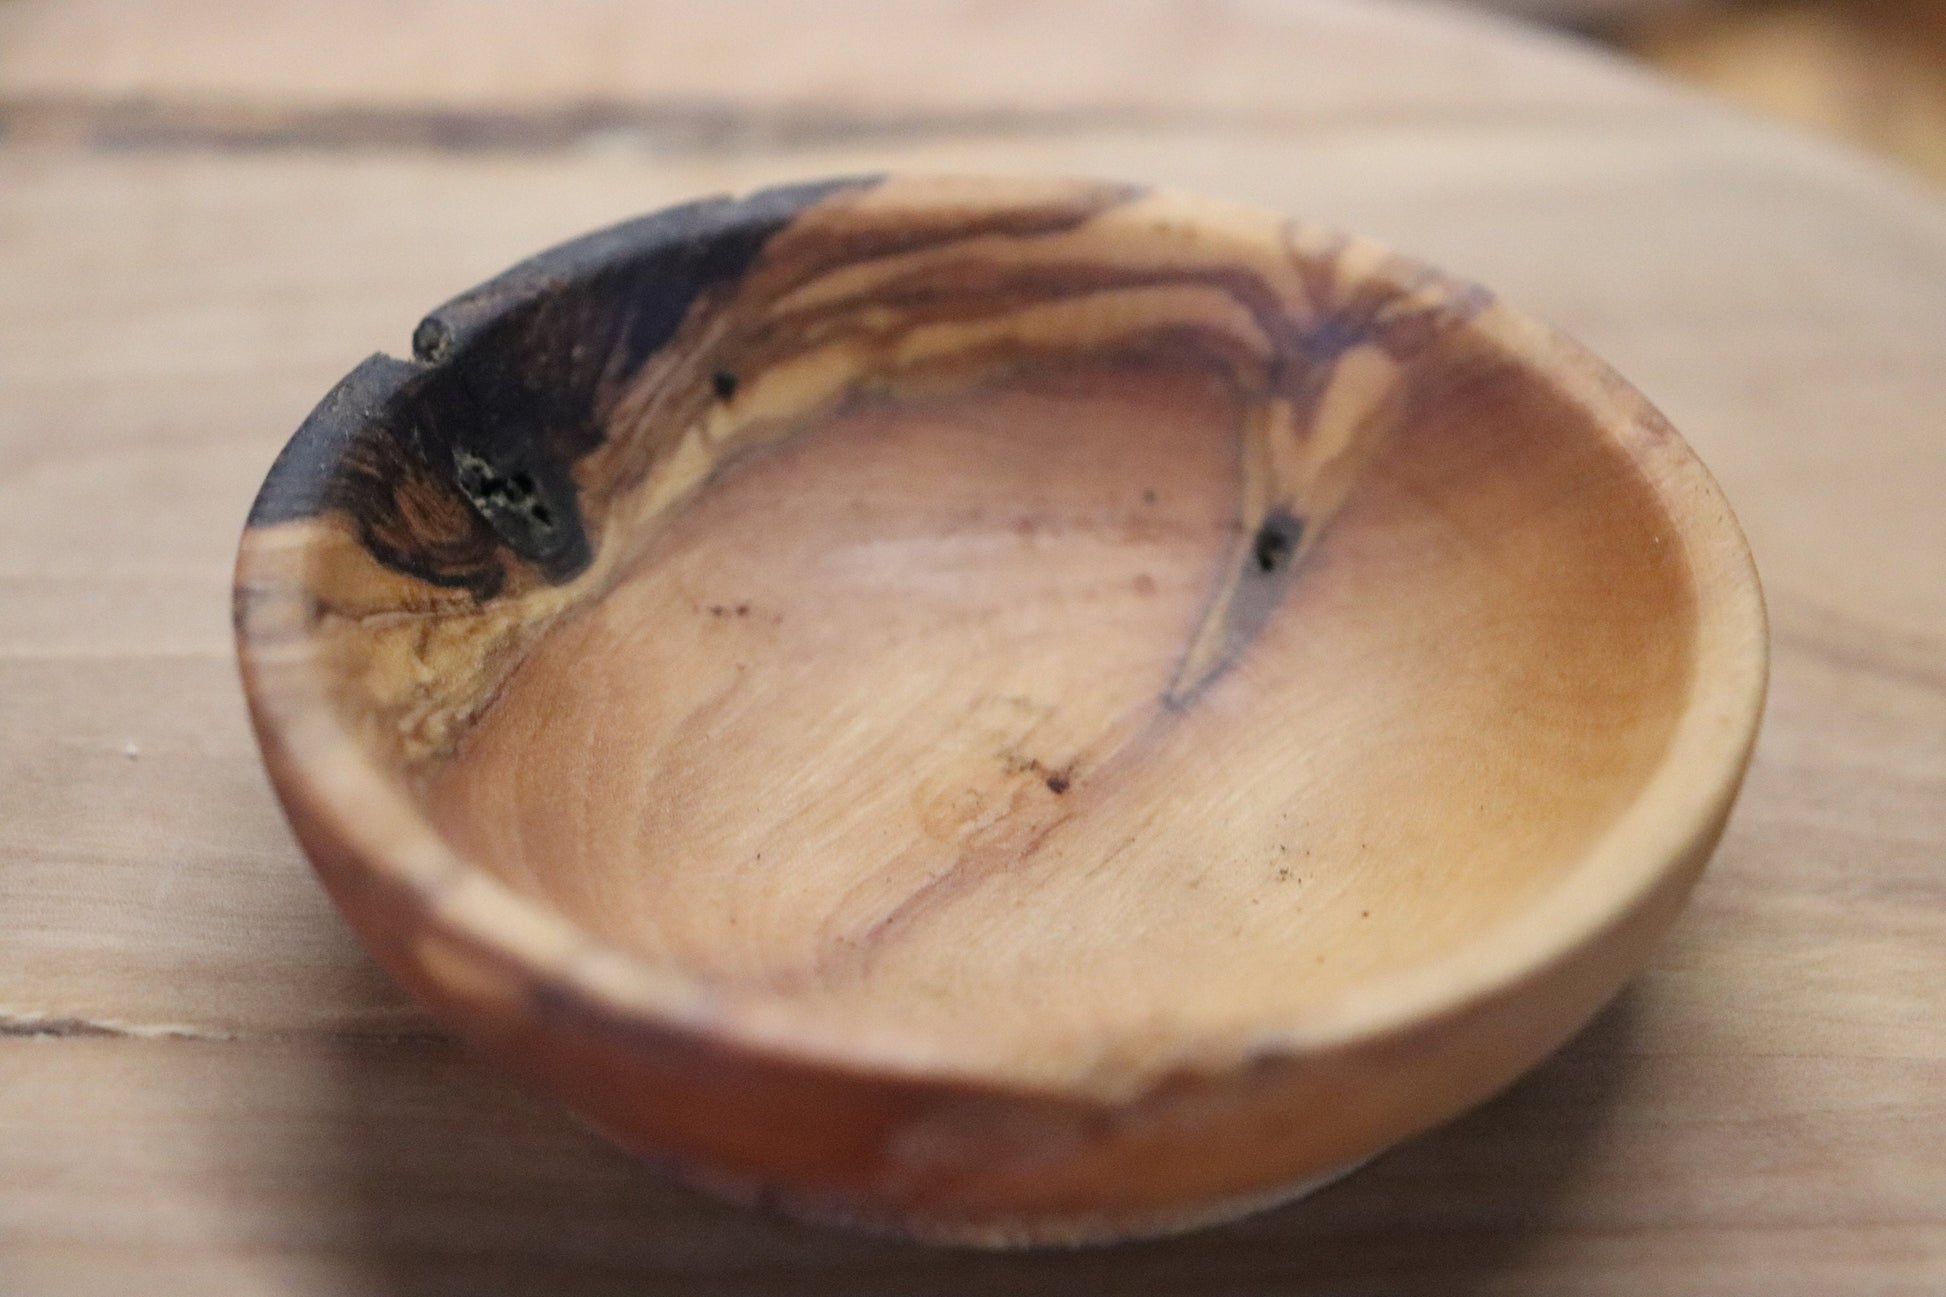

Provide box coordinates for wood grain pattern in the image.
[0,0,1681,123]
[238,177,1493,762]
[2,0,1943,1289]
[231,172,1759,1242]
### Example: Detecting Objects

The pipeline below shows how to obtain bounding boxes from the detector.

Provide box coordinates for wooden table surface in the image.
[2,1,1942,1293]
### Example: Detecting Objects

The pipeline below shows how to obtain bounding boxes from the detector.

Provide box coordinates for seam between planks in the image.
[0,92,1700,158]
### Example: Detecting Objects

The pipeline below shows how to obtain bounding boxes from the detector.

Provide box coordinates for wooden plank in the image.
[0,0,1677,123]
[1,0,1943,1287]
[21,141,1946,1021]
[2,1012,1940,1296]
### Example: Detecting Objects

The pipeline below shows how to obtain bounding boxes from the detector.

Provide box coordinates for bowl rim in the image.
[235,174,1769,1103]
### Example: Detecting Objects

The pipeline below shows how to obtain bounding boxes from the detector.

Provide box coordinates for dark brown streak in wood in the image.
[757,184,1138,295]
[751,260,1292,382]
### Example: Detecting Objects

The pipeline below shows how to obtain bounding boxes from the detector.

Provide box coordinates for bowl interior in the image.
[245,178,1705,1089]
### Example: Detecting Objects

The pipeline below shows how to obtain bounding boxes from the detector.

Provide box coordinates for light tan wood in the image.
[230,175,1762,1240]
[421,333,1701,1047]
[0,0,1678,120]
[1,0,1943,1287]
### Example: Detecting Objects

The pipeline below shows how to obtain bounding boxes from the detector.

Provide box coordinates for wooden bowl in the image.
[235,176,1767,1245]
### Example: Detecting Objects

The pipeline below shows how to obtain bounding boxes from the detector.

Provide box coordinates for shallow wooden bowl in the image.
[235,176,1767,1246]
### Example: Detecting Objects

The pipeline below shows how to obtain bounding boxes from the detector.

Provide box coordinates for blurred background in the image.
[6,0,1943,184]
[5,0,1939,190]
[1508,0,1946,180]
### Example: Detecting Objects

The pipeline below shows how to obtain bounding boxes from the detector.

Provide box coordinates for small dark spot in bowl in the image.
[712,370,739,401]
[1252,511,1304,574]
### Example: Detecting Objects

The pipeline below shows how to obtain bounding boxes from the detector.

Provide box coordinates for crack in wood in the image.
[0,1013,452,1045]
[0,1016,126,1039]
[0,93,1684,158]
[0,93,1206,157]
[0,1014,235,1040]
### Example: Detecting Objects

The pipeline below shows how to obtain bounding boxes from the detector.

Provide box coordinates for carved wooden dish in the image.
[235,176,1767,1245]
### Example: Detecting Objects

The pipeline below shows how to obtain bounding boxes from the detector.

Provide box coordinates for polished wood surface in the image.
[2,0,1942,1290]
[232,176,1760,1242]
